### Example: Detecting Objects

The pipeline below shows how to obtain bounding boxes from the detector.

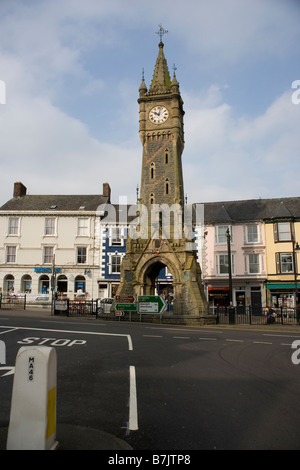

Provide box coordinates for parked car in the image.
[97,297,114,314]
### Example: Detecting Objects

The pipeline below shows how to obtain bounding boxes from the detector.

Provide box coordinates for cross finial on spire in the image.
[156,24,168,43]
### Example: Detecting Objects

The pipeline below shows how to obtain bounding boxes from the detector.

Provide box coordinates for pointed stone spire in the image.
[139,72,147,97]
[149,41,172,94]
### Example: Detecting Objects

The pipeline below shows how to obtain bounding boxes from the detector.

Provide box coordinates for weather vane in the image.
[156,24,168,42]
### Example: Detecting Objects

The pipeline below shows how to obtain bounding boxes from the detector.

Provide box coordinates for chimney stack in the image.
[102,182,111,203]
[14,182,27,198]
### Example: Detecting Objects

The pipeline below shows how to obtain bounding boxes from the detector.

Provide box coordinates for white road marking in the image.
[226,339,244,343]
[0,325,133,351]
[0,328,19,335]
[253,341,272,345]
[143,335,163,338]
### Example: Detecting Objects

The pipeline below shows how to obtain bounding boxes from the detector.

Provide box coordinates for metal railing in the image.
[212,306,300,326]
[0,294,26,310]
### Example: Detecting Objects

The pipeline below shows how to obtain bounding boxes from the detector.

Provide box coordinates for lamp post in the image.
[292,235,300,310]
[226,228,233,306]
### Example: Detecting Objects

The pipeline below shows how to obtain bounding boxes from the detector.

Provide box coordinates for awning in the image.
[266,283,299,289]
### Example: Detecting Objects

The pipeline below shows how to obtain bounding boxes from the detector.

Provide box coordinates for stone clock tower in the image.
[116,29,208,317]
[138,39,184,211]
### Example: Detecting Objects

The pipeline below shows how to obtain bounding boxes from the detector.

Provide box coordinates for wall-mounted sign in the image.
[34,267,61,274]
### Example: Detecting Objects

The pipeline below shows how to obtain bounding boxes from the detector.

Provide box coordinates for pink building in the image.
[196,200,267,311]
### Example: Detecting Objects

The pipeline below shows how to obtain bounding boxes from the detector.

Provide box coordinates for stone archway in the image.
[140,259,174,295]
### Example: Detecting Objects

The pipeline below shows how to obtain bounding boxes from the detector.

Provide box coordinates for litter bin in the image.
[229,307,235,325]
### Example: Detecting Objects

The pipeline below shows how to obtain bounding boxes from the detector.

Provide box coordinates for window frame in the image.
[6,245,17,263]
[44,217,56,236]
[247,224,259,244]
[216,225,232,244]
[43,246,54,264]
[275,252,294,274]
[274,222,292,242]
[76,246,87,264]
[8,217,20,236]
[215,253,235,275]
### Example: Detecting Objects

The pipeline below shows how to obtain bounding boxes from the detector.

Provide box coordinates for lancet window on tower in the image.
[165,178,170,195]
[150,163,155,180]
[149,192,155,206]
[165,149,169,164]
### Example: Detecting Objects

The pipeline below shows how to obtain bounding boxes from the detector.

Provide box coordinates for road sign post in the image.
[138,295,167,314]
[115,303,137,312]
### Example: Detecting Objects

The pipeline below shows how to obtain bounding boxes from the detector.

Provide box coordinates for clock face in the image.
[149,106,169,124]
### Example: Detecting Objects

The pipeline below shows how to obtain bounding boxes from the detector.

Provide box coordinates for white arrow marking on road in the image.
[0,366,15,377]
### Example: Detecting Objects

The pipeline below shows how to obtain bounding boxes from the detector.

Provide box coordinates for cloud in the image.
[183,86,300,202]
[0,0,299,208]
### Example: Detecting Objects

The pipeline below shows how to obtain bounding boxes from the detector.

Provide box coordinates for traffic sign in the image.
[115,303,137,311]
[115,295,135,303]
[138,295,167,314]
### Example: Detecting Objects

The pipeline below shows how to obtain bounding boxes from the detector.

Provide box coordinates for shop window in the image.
[39,275,49,294]
[57,275,68,293]
[4,275,14,293]
[274,222,292,242]
[21,275,32,293]
[275,252,293,273]
[75,276,86,294]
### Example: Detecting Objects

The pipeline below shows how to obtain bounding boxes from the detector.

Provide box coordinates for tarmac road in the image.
[1,308,300,450]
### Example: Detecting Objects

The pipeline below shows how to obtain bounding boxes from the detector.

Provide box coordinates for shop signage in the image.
[34,267,61,274]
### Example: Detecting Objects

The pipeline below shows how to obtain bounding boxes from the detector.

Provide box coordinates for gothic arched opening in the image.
[142,259,174,311]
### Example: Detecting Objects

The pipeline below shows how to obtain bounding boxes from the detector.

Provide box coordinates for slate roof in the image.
[1,191,299,225]
[202,197,300,224]
[0,194,109,212]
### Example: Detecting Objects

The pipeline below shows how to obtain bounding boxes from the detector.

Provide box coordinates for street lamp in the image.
[226,228,233,306]
[292,236,300,309]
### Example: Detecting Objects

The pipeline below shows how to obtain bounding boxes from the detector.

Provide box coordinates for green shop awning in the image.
[266,283,299,289]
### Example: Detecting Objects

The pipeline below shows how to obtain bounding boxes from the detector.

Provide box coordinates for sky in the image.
[0,0,299,207]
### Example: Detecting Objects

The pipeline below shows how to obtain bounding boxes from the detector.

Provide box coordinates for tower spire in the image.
[149,27,171,94]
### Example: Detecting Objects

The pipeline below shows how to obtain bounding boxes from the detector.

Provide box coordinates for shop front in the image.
[266,282,299,308]
[208,286,230,307]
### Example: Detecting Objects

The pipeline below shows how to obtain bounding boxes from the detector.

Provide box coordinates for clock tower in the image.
[138,37,184,211]
[116,29,208,317]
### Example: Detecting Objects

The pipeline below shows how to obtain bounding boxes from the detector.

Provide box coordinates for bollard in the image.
[6,346,58,450]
